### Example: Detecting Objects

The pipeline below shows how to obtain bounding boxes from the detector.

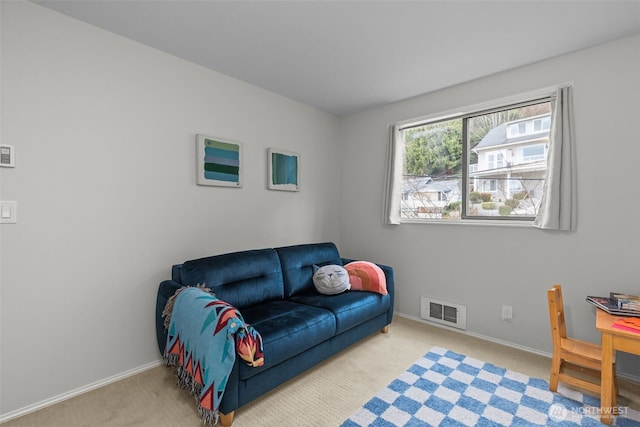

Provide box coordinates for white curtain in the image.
[533,86,577,231]
[382,124,403,225]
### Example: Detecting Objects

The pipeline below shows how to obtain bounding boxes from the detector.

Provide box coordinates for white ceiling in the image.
[33,0,640,116]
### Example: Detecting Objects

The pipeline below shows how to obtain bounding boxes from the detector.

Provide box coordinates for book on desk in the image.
[611,292,640,311]
[587,293,640,334]
[586,292,640,316]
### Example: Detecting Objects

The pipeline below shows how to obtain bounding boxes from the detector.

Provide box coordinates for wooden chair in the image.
[547,284,617,400]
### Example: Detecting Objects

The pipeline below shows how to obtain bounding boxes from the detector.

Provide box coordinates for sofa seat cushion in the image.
[291,292,390,335]
[238,300,336,380]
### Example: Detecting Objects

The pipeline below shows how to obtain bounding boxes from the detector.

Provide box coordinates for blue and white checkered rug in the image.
[342,346,640,427]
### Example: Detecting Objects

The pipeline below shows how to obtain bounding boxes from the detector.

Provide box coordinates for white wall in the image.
[340,34,640,377]
[3,0,640,420]
[0,1,342,417]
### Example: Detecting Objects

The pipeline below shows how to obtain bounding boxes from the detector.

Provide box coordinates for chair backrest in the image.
[547,284,568,348]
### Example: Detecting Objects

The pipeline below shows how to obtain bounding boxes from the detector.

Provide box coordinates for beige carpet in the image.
[3,316,639,427]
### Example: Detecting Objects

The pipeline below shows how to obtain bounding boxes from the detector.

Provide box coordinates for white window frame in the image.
[389,85,564,226]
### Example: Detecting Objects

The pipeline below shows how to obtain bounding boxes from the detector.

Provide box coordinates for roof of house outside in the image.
[402,176,460,194]
[473,114,551,151]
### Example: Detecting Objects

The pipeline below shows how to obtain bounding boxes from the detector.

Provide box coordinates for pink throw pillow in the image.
[345,261,387,295]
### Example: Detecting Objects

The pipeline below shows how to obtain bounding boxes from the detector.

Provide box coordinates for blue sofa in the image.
[155,242,394,426]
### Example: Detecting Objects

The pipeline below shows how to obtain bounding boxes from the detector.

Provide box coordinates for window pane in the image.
[401,119,462,219]
[467,101,551,218]
[398,97,551,222]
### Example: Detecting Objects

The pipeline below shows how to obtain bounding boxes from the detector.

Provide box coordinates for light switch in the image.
[0,201,17,223]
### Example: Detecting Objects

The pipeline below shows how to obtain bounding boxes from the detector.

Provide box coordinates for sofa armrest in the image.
[155,279,183,356]
[341,258,395,326]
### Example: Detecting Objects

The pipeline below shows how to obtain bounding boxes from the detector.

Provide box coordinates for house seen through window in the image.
[400,98,552,221]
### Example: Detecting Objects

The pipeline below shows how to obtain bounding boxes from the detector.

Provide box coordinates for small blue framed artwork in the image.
[196,134,242,187]
[268,148,299,191]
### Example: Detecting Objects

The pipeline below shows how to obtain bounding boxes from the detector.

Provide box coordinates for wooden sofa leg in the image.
[381,326,390,333]
[219,411,235,426]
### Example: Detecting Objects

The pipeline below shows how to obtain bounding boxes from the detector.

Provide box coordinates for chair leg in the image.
[549,355,561,392]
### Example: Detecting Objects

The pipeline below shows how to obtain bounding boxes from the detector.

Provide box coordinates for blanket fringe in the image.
[164,356,218,425]
[198,406,219,426]
[164,352,179,368]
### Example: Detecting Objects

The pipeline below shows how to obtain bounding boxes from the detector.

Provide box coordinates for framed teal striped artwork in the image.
[196,134,242,187]
[268,148,299,191]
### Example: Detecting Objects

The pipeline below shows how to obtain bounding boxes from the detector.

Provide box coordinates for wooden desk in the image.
[595,309,640,425]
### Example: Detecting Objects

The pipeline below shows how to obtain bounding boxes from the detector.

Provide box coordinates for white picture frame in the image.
[196,134,242,187]
[268,148,300,191]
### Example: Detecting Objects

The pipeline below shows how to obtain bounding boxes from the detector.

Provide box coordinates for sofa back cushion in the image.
[276,242,343,297]
[178,248,283,309]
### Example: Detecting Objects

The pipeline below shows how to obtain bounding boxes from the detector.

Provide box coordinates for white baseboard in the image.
[395,311,640,383]
[0,360,163,423]
[395,311,552,357]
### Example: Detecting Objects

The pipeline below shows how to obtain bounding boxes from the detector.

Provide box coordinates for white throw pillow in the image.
[312,265,351,295]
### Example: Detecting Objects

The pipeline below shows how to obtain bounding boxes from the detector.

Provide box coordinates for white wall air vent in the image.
[420,297,467,330]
